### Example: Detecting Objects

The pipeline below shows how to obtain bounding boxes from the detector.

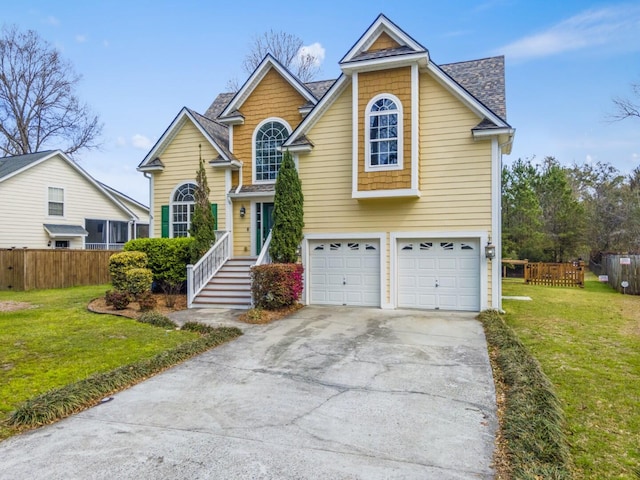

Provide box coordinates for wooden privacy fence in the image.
[601,254,640,295]
[524,261,585,288]
[0,249,115,291]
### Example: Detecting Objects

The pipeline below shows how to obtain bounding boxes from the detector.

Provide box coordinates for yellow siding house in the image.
[138,14,514,311]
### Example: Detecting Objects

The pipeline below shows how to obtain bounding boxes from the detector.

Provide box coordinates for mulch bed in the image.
[88,293,187,320]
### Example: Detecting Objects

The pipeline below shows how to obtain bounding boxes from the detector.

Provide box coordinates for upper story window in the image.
[48,187,64,216]
[366,94,403,171]
[171,182,196,237]
[254,119,290,182]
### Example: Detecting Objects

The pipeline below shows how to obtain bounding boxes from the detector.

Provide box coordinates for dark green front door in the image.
[256,202,274,255]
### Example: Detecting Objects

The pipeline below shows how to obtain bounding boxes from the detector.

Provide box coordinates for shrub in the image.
[189,155,216,263]
[124,238,193,293]
[137,311,176,329]
[270,150,304,263]
[137,291,157,312]
[251,263,303,309]
[124,267,154,298]
[109,251,148,291]
[105,290,131,310]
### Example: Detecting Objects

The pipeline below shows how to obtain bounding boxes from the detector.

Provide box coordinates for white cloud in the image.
[497,5,640,60]
[586,154,594,164]
[298,42,326,67]
[131,134,152,150]
[75,34,87,43]
[46,16,60,27]
[116,136,127,147]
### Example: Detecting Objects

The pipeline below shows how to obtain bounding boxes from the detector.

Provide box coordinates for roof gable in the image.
[138,108,232,170]
[340,14,428,65]
[0,151,57,181]
[0,150,138,219]
[218,54,318,120]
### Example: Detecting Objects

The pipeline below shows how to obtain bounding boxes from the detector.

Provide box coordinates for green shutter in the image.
[161,205,169,238]
[210,203,218,230]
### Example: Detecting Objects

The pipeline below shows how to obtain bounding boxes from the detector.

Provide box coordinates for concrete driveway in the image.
[0,306,497,479]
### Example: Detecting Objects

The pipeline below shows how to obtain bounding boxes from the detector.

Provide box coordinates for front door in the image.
[256,202,274,255]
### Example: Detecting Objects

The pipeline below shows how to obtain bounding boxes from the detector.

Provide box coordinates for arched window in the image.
[171,182,196,237]
[366,95,403,170]
[254,120,289,181]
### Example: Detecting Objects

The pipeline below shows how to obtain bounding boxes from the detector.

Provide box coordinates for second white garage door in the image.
[397,239,480,311]
[309,240,380,307]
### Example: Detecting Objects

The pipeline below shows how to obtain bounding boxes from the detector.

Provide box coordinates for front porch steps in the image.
[190,257,256,309]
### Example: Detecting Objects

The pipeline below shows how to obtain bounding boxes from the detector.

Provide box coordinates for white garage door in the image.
[309,240,380,307]
[397,239,480,311]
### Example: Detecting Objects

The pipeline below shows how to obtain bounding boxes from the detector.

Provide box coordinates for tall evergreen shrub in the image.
[189,145,216,263]
[269,150,304,263]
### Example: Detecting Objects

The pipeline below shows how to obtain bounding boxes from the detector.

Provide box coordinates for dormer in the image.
[343,14,426,199]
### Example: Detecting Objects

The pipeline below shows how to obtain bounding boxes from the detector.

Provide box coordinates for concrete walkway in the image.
[0,306,497,479]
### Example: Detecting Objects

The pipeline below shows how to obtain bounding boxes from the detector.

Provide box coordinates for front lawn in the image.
[0,285,200,440]
[502,274,640,479]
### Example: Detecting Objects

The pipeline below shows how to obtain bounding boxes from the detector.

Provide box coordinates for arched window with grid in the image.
[254,120,289,182]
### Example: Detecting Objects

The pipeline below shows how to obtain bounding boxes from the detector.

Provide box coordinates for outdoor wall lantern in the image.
[239,205,246,218]
[485,241,496,260]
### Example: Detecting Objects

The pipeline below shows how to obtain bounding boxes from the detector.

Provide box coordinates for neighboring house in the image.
[0,150,149,250]
[138,14,514,311]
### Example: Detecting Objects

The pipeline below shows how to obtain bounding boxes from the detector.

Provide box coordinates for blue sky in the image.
[2,0,639,203]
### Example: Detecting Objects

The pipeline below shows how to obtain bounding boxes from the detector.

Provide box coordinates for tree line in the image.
[503,157,640,262]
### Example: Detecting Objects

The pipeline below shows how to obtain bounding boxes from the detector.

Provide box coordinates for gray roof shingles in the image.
[0,151,55,180]
[187,53,506,160]
[440,56,506,121]
[43,224,88,236]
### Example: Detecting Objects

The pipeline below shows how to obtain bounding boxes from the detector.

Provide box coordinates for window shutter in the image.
[161,205,169,238]
[210,203,218,230]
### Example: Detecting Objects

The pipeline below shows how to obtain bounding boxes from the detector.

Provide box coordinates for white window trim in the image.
[46,186,65,218]
[364,93,404,173]
[169,181,197,238]
[252,117,292,184]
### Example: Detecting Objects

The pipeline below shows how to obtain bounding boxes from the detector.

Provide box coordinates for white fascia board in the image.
[136,165,164,173]
[217,115,244,126]
[0,151,58,184]
[340,14,427,64]
[220,55,317,118]
[48,151,138,220]
[340,52,429,74]
[210,159,242,169]
[472,127,515,138]
[228,191,275,200]
[427,62,509,128]
[283,75,350,148]
[352,189,421,199]
[284,144,313,153]
[139,108,189,168]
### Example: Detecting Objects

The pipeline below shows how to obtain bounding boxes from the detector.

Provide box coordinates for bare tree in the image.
[611,82,640,122]
[0,25,102,157]
[226,30,320,91]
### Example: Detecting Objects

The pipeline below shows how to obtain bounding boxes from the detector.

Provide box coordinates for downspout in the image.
[144,172,154,237]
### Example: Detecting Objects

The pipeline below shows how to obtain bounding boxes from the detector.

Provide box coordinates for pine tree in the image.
[270,150,304,263]
[189,145,216,263]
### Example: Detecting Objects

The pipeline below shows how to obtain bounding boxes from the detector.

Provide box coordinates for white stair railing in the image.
[254,229,273,267]
[186,231,231,308]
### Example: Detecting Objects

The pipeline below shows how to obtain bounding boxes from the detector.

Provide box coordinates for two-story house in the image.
[138,14,514,311]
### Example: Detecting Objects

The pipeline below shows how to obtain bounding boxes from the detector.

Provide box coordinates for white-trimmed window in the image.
[365,94,403,171]
[171,182,196,237]
[254,119,290,182]
[48,187,64,216]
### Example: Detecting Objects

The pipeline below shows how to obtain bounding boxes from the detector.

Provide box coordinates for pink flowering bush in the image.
[251,264,304,309]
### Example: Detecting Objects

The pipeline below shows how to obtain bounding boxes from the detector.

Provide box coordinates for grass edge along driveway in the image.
[502,275,640,479]
[0,285,240,440]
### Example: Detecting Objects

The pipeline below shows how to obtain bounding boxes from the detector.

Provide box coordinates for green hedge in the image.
[478,310,572,479]
[108,251,148,291]
[124,238,194,290]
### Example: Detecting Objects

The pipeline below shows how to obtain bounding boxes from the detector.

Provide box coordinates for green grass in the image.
[502,275,640,479]
[0,285,201,439]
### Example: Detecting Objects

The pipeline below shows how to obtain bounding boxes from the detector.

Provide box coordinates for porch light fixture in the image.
[239,205,246,218]
[485,241,496,260]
